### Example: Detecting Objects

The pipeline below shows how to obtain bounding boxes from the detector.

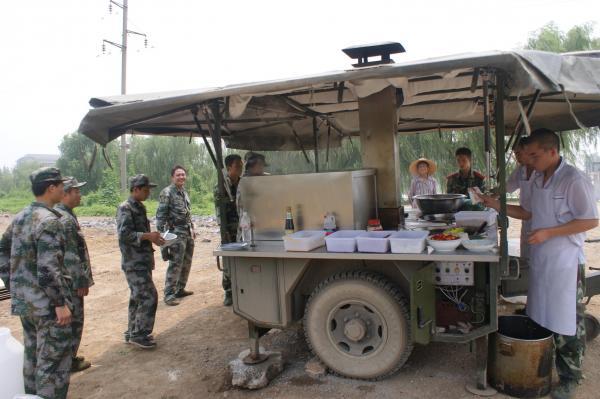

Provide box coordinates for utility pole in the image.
[103,0,147,192]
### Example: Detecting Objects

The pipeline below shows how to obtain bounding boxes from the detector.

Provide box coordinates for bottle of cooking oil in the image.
[284,206,295,235]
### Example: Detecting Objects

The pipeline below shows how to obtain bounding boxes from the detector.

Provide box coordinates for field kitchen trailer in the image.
[79,44,600,393]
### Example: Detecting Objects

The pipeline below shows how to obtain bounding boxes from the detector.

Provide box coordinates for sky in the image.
[1,0,599,168]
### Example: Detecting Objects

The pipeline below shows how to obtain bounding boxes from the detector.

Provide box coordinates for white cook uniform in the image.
[522,158,598,335]
[507,165,535,258]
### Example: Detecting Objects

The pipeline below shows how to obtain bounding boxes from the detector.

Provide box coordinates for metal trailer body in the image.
[77,48,600,388]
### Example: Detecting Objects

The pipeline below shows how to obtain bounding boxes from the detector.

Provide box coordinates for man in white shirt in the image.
[481,128,598,399]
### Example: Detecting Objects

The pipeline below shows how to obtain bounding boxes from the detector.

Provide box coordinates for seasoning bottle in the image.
[284,206,295,235]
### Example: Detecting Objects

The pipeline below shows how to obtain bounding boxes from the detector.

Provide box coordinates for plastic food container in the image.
[389,230,429,253]
[357,231,392,253]
[454,210,497,228]
[325,230,364,253]
[283,230,326,252]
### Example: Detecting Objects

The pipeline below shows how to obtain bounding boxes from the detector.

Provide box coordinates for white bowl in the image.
[161,232,178,247]
[462,239,496,253]
[427,237,462,252]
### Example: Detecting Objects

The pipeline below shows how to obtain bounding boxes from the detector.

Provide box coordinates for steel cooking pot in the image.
[414,194,467,215]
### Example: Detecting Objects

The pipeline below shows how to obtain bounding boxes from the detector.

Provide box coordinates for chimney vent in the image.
[342,42,405,67]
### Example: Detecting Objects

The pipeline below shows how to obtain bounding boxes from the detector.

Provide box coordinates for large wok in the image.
[414,194,467,215]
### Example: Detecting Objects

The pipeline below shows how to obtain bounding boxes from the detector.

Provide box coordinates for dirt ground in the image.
[1,213,600,399]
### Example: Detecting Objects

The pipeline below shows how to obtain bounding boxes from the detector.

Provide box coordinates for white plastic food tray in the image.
[357,231,392,253]
[283,230,326,252]
[325,230,364,253]
[454,210,497,227]
[389,230,429,253]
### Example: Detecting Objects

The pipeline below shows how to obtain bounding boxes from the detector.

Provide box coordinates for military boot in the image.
[551,380,578,399]
[71,356,91,372]
[223,291,233,306]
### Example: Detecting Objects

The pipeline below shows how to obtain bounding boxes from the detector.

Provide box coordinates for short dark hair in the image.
[529,128,560,152]
[171,165,187,176]
[31,181,60,196]
[225,154,242,168]
[514,136,531,150]
[455,147,472,158]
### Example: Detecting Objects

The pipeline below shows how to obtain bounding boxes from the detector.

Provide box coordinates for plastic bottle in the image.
[239,211,252,243]
[0,327,25,398]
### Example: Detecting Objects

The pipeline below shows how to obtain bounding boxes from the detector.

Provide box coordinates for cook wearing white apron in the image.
[524,158,598,336]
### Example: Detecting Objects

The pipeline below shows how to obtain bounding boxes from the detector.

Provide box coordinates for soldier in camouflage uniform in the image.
[214,154,243,306]
[0,167,73,399]
[117,174,165,349]
[55,177,94,372]
[156,165,195,306]
[446,147,486,195]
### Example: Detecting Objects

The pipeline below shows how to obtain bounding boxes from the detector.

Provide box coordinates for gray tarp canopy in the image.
[78,50,600,150]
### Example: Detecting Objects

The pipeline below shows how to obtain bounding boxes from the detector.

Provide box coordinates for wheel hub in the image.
[328,301,385,356]
[344,318,367,341]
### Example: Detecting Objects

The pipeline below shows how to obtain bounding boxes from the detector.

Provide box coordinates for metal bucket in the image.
[488,315,553,398]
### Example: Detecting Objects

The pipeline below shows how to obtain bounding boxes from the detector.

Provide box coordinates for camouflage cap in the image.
[29,167,68,185]
[63,177,87,191]
[129,174,157,189]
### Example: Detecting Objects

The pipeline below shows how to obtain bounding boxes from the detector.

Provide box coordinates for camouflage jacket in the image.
[116,197,155,271]
[0,202,72,317]
[156,184,193,236]
[55,203,94,290]
[213,177,239,243]
[446,169,486,195]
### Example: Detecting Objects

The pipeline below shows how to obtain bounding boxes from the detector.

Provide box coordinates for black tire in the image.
[303,270,413,380]
[585,312,600,342]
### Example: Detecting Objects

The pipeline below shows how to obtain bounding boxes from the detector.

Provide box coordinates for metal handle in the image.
[502,256,521,281]
[216,256,223,272]
[499,342,514,356]
[417,306,432,329]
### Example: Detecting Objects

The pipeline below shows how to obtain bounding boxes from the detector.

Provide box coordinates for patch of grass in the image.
[0,192,215,217]
[0,192,33,214]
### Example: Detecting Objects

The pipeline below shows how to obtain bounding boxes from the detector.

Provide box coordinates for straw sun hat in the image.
[409,158,437,176]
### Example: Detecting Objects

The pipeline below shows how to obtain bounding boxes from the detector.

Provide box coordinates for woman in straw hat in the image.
[408,158,439,208]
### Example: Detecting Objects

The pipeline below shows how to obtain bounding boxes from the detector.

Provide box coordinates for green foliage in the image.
[526,22,600,52]
[56,133,119,193]
[0,190,32,214]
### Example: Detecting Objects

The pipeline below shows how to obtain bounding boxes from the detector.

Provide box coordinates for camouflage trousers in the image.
[554,263,586,383]
[164,235,194,300]
[20,314,72,399]
[71,294,84,358]
[221,227,237,298]
[125,269,158,339]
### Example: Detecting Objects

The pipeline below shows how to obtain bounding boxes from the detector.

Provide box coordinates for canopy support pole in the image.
[313,117,319,172]
[494,72,509,279]
[505,89,541,153]
[482,70,492,186]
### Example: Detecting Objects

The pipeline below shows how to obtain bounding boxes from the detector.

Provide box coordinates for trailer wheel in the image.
[303,270,412,380]
[585,312,600,342]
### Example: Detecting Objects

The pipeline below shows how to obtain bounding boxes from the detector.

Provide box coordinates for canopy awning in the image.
[78,50,600,150]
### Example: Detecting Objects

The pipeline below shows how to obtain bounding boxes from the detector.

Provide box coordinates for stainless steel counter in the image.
[214,241,500,262]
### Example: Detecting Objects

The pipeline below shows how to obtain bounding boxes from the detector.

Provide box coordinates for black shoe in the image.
[125,332,154,344]
[129,336,157,349]
[175,289,194,298]
[223,295,233,306]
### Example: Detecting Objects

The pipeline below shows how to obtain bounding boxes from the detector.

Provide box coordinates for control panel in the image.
[434,261,474,286]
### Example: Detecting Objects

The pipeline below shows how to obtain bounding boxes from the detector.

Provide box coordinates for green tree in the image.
[527,22,600,52]
[56,132,119,192]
